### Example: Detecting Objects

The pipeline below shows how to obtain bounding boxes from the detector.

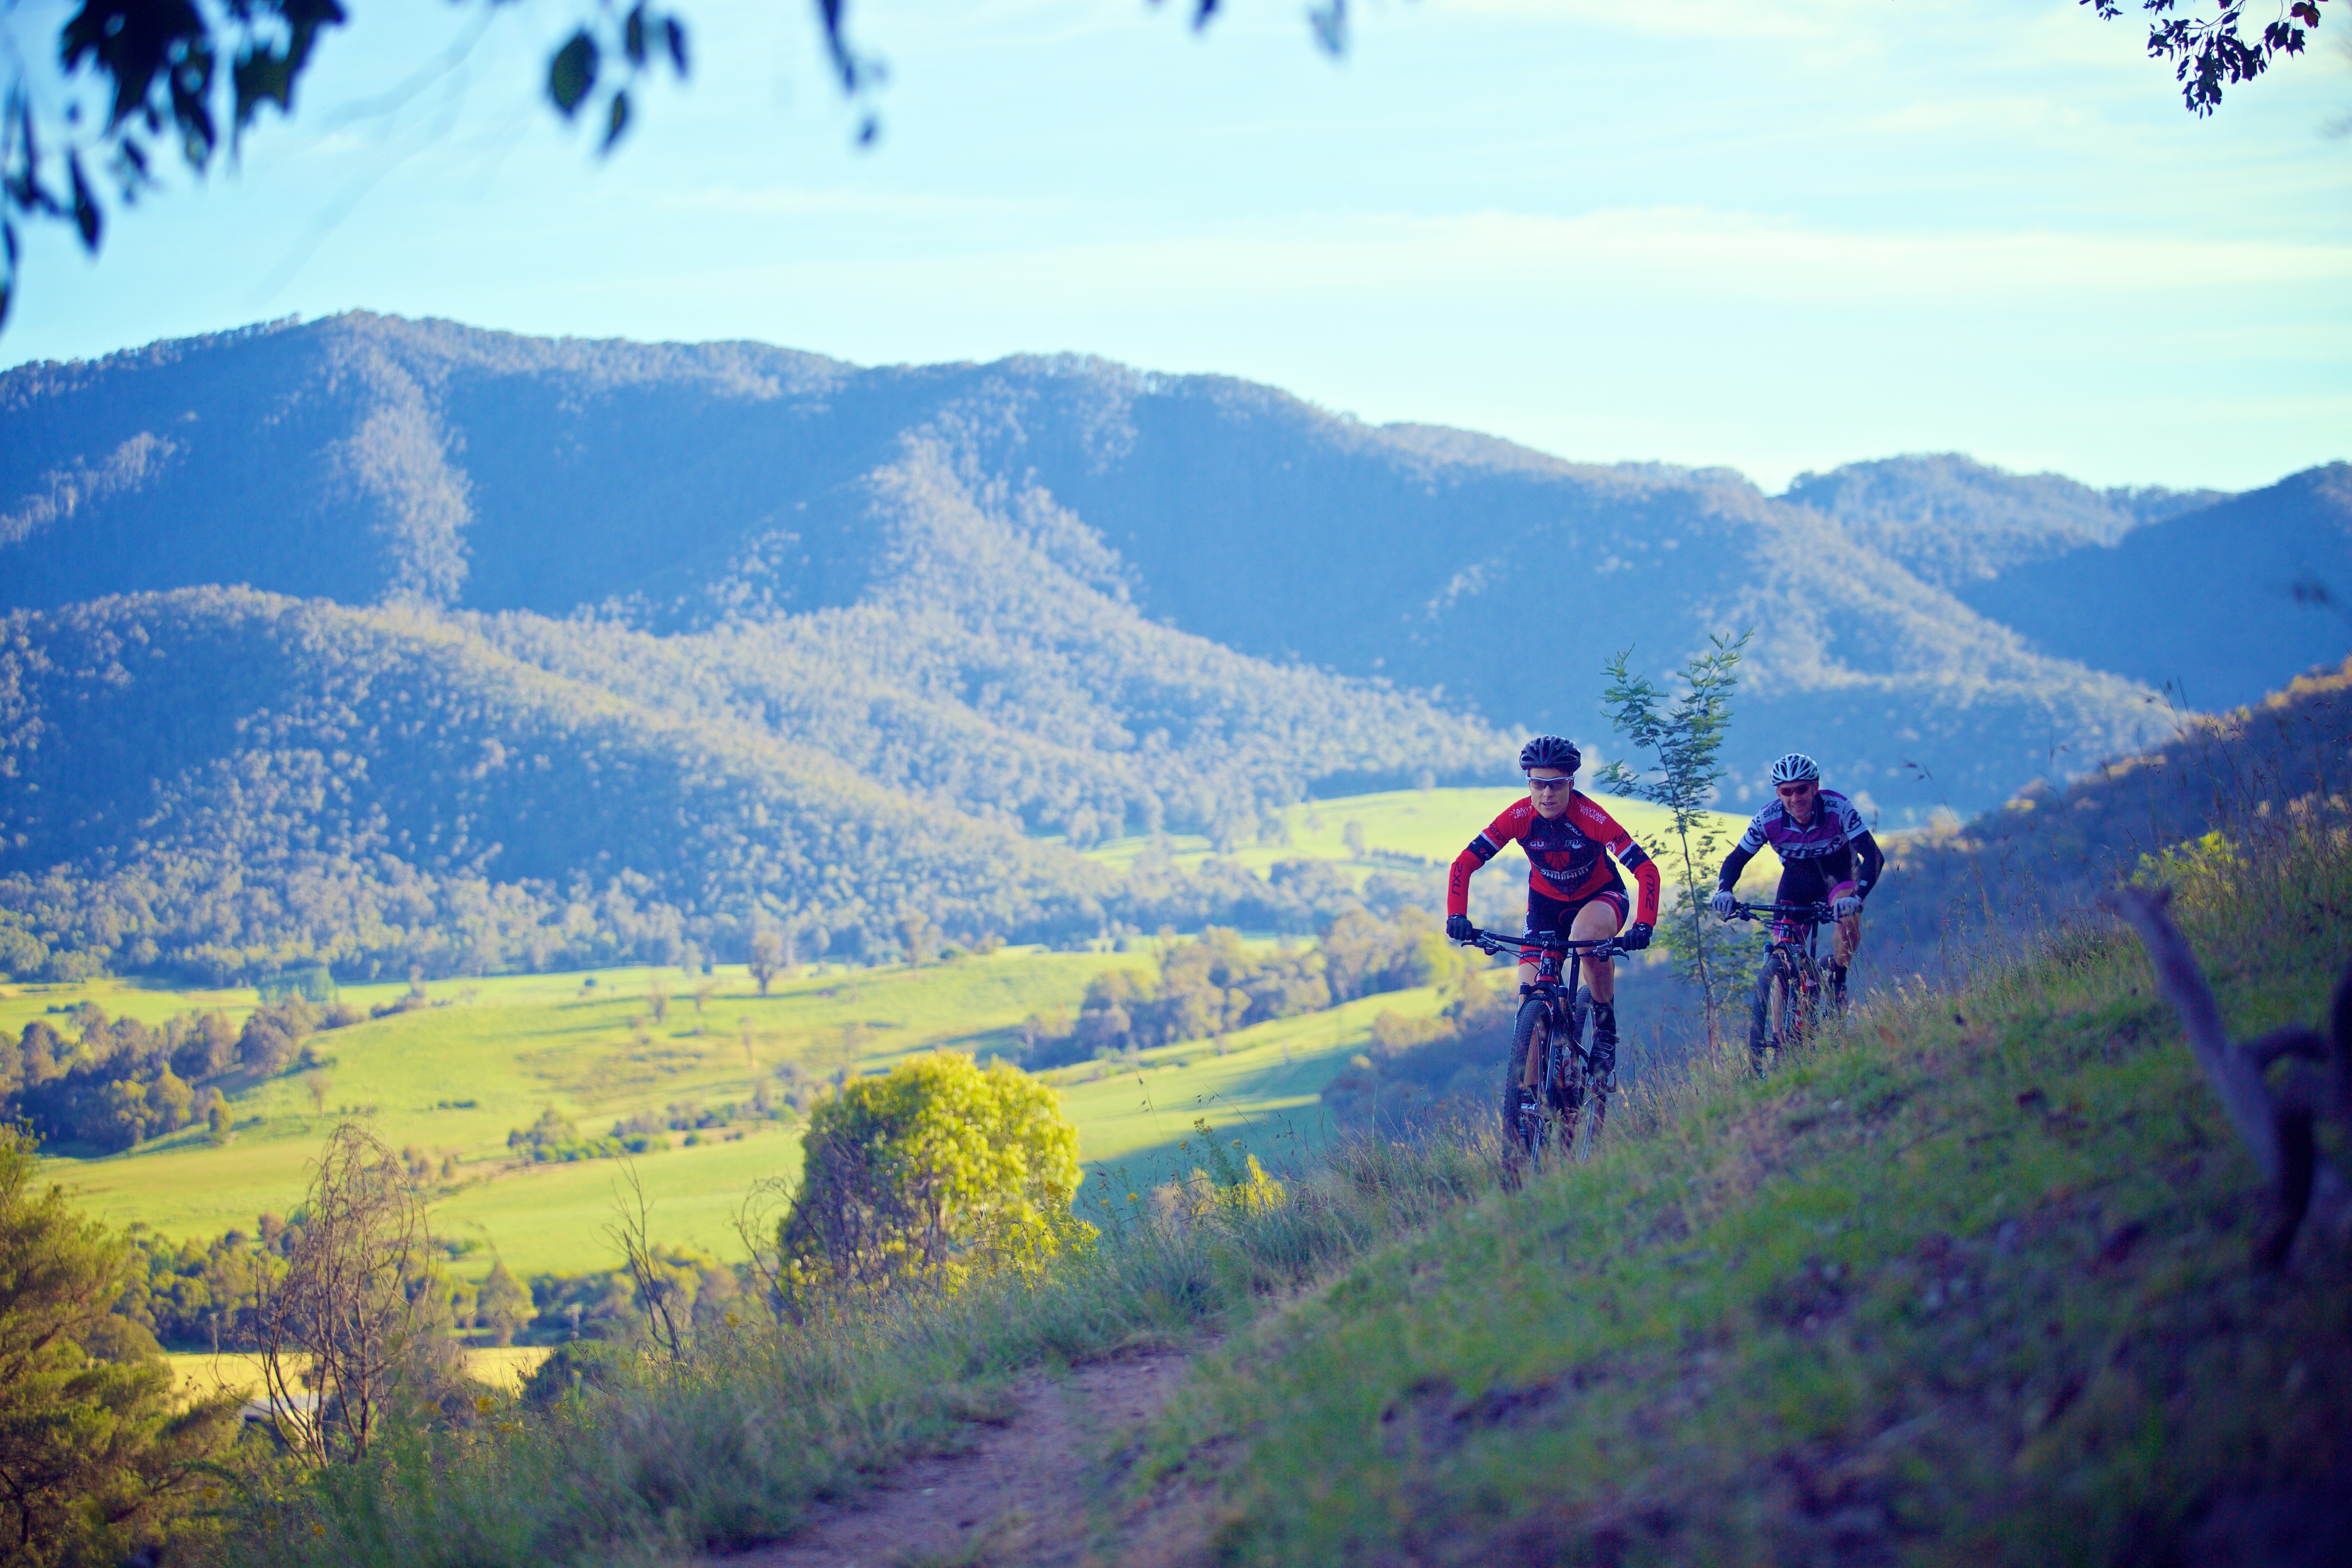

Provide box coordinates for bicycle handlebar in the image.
[1727,901,1836,924]
[1453,925,1623,960]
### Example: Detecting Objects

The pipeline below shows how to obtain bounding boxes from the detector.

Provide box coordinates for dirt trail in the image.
[712,1351,1212,1568]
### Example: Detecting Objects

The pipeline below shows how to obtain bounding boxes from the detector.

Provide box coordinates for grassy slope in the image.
[1141,829,2352,1564]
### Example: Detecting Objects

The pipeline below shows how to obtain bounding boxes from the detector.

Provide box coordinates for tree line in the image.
[0,996,378,1154]
[0,585,1499,986]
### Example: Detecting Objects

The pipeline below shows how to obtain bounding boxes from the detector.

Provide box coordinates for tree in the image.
[896,910,933,970]
[254,1121,431,1463]
[477,1257,531,1348]
[0,1127,237,1563]
[1596,633,1753,1054]
[773,1052,1085,1317]
[747,930,784,996]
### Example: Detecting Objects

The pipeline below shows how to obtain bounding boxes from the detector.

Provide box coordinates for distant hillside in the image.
[1952,464,2352,713]
[1781,452,2225,588]
[1869,654,2352,973]
[2,315,2243,820]
[0,588,1106,980]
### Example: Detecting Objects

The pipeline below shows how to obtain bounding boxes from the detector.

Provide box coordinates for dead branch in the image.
[608,1157,686,1363]
[254,1121,428,1462]
[2103,886,2351,1267]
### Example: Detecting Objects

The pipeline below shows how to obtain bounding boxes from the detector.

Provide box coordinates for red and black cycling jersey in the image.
[1447,793,1663,927]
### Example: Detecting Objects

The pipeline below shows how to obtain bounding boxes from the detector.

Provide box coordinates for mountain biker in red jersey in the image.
[1707,751,1885,990]
[1444,736,1662,1078]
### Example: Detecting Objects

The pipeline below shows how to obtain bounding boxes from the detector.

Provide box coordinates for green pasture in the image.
[38,950,1131,1275]
[19,781,1760,1285]
[1080,783,1752,881]
[31,947,1453,1278]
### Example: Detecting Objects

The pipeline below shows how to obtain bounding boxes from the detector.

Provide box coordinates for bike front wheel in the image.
[1748,950,1795,1071]
[1503,998,1552,1174]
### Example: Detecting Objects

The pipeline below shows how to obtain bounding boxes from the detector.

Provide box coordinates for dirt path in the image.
[712,1351,1212,1568]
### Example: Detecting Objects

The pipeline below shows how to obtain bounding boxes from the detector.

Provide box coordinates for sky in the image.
[2,0,2347,492]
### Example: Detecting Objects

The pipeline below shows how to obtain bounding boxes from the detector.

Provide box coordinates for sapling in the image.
[1596,631,1755,1053]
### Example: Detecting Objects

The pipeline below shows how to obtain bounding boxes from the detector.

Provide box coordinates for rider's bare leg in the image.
[1570,900,1623,1001]
[1829,880,1861,968]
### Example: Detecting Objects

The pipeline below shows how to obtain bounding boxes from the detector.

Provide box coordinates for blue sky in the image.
[4,0,2347,491]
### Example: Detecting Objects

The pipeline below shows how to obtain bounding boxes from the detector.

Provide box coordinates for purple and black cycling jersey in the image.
[1715,788,1884,900]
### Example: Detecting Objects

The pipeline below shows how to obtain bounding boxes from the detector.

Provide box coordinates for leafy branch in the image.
[2083,0,2332,115]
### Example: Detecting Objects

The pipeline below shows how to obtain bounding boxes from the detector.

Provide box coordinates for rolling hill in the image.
[4,314,2247,814]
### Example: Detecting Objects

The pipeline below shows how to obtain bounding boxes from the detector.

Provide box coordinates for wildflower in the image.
[475,1395,497,1414]
[312,1524,326,1537]
[201,1486,220,1502]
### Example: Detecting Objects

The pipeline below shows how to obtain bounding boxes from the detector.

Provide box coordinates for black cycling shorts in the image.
[1520,879,1629,964]
[1775,849,1859,916]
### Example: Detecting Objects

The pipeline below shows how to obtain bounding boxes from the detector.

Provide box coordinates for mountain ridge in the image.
[2,312,2345,982]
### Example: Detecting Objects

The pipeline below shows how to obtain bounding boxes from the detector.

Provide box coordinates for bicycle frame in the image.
[1457,925,1623,1168]
[1725,901,1840,1068]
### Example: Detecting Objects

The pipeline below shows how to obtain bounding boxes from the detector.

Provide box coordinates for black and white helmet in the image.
[1519,735,1581,774]
[1770,752,1820,786]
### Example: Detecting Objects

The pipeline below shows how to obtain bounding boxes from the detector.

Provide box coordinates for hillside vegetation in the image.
[12,313,2314,826]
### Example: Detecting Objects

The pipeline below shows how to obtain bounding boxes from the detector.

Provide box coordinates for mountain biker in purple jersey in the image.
[1707,752,1885,989]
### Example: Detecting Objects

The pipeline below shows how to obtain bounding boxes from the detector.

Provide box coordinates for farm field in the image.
[28,946,1463,1278]
[20,782,1756,1284]
[165,1347,552,1403]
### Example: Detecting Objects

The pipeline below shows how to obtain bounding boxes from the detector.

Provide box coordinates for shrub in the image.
[774,1052,1085,1315]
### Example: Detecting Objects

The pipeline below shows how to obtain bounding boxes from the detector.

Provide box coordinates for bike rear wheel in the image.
[1554,984,1592,1158]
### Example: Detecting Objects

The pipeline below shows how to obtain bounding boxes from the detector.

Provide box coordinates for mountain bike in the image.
[1726,900,1844,1073]
[1454,924,1623,1174]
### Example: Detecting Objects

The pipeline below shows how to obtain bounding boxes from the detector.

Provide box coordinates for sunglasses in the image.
[1777,782,1815,797]
[1527,775,1575,793]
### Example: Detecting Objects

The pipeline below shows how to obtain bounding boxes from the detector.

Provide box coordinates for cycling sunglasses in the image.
[1526,775,1575,793]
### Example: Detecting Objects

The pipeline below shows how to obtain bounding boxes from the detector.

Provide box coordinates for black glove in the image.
[1446,913,1475,943]
[1618,921,1653,952]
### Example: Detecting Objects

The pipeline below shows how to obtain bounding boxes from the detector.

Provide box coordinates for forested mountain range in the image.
[1,313,2343,982]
